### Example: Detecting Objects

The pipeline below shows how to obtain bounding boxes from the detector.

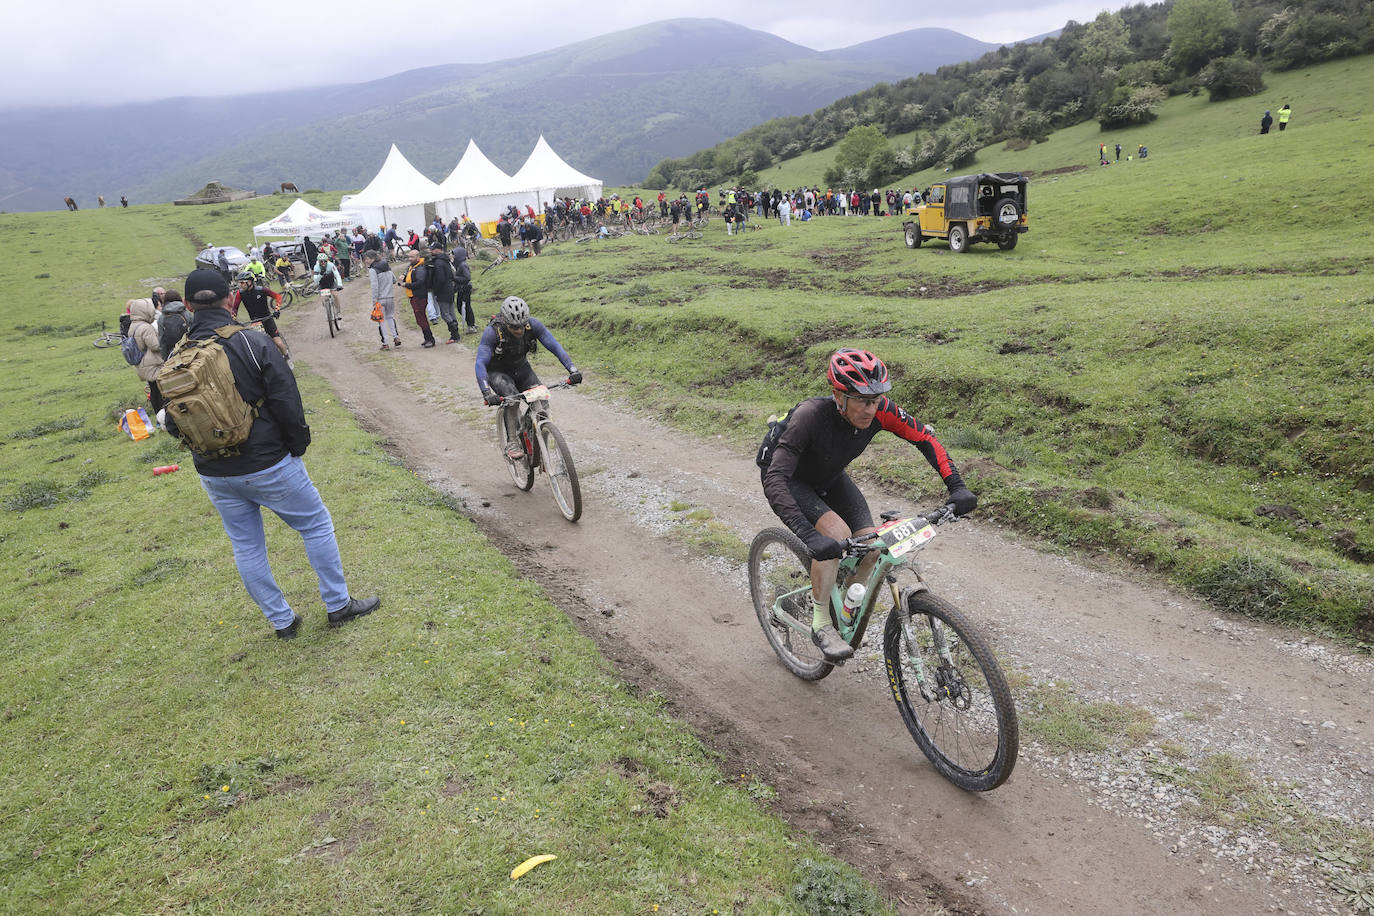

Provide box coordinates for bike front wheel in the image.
[537,420,582,522]
[497,410,535,491]
[883,592,1018,791]
[748,528,833,681]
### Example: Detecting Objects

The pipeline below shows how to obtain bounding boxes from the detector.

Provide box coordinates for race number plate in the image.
[879,518,936,558]
[522,385,550,403]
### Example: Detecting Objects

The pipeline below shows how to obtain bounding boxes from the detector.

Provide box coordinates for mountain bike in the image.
[319,287,342,338]
[748,505,1018,792]
[491,380,582,522]
[287,274,319,300]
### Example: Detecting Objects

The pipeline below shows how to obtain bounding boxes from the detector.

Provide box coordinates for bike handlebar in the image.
[489,379,578,407]
[843,503,960,556]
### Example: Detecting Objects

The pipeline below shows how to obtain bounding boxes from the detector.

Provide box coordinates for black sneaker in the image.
[275,613,302,639]
[811,625,853,661]
[328,596,380,628]
[421,339,436,349]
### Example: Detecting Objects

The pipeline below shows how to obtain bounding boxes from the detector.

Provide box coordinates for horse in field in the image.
[64,197,78,211]
[280,182,299,194]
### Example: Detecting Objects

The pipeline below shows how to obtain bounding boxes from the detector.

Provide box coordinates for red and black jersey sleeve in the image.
[875,398,959,482]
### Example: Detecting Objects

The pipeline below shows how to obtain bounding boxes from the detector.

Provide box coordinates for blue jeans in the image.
[199,454,349,628]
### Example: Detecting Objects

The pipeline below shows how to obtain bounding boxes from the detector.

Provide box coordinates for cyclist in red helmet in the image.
[759,348,977,661]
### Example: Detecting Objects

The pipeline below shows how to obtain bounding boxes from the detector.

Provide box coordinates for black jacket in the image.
[163,307,310,476]
[428,255,456,299]
[451,247,471,287]
[403,260,429,299]
[158,301,189,360]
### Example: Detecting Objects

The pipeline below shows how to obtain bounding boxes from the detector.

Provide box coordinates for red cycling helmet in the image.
[828,348,892,397]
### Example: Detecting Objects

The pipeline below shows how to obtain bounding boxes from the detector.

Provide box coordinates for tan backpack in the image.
[156,326,261,456]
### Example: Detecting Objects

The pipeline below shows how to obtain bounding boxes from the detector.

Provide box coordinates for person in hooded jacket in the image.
[128,297,167,414]
[365,252,401,350]
[158,290,188,361]
[451,246,476,332]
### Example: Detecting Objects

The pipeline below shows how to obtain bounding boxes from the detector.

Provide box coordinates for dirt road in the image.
[286,279,1373,915]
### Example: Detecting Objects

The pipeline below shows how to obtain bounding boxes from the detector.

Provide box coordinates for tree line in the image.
[643,0,1374,192]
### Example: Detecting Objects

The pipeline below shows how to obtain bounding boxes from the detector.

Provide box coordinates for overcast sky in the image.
[7,0,1137,109]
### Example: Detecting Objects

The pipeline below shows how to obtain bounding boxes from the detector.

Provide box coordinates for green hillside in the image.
[0,19,1006,213]
[552,55,1374,639]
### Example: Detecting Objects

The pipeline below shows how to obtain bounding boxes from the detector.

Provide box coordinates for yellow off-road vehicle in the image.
[904,172,1029,252]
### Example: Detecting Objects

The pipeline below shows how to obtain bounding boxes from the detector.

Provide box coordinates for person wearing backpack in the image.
[126,297,166,415]
[158,269,379,639]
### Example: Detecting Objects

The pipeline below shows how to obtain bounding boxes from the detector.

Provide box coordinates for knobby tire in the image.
[882,592,1018,791]
[748,528,833,681]
[537,420,582,522]
[498,410,535,491]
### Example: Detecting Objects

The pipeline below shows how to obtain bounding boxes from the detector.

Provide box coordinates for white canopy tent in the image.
[435,140,537,223]
[252,198,356,241]
[340,144,442,234]
[508,135,603,208]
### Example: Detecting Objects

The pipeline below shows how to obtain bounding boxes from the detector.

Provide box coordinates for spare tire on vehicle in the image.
[994,198,1021,229]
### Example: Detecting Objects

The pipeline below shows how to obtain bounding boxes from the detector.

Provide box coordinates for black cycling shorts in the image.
[486,361,542,397]
[782,472,874,534]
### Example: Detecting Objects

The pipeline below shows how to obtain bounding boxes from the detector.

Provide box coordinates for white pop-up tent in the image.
[340,144,441,233]
[508,135,603,208]
[252,198,356,241]
[435,140,536,224]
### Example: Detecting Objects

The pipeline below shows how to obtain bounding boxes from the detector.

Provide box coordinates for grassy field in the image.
[0,207,889,911]
[539,56,1374,640]
[3,53,1373,914]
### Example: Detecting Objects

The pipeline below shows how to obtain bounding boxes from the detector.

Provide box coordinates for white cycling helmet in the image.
[500,296,530,324]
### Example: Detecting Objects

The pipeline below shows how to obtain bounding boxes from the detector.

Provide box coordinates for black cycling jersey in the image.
[761,395,960,543]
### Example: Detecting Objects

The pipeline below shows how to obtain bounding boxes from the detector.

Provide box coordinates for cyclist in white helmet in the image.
[476,296,582,458]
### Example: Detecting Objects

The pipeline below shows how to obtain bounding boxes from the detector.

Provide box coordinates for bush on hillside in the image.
[1259,4,1372,70]
[1097,83,1165,128]
[1199,54,1265,101]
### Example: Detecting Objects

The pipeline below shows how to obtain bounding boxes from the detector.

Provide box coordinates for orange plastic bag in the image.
[370,301,384,322]
[119,407,155,441]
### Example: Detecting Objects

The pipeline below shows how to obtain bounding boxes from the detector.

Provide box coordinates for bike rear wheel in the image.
[883,592,1018,791]
[497,410,535,491]
[279,288,295,309]
[748,528,833,681]
[537,420,582,522]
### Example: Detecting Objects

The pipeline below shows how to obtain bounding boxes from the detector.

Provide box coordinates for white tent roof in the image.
[252,198,354,238]
[509,135,601,198]
[437,140,521,197]
[347,144,441,207]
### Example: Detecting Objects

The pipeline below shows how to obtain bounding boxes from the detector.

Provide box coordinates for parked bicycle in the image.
[748,504,1018,791]
[92,320,124,349]
[491,380,582,522]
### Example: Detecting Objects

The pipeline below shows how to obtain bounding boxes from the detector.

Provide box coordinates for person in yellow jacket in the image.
[1277,104,1292,131]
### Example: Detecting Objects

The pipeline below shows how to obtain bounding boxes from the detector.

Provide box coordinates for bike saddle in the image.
[879,509,902,522]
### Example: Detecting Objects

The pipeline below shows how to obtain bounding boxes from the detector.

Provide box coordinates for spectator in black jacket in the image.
[451,246,475,332]
[427,243,460,344]
[161,270,379,638]
[158,289,188,359]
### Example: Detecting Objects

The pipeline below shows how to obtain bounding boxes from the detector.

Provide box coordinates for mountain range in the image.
[0,19,1044,212]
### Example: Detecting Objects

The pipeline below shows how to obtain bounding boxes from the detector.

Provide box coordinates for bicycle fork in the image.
[896,584,955,704]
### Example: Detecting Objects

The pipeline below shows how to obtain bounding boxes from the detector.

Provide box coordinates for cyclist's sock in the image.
[811,597,829,632]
